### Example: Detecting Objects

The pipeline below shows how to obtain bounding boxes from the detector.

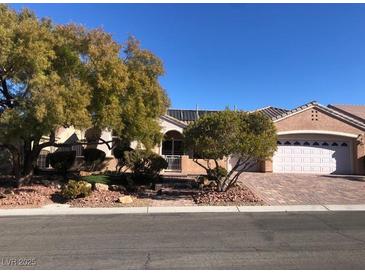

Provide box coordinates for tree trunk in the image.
[14,140,37,187]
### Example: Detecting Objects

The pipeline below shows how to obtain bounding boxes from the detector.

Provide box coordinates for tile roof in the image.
[166,106,289,123]
[166,102,365,130]
[328,104,365,123]
[167,109,218,123]
[254,106,289,119]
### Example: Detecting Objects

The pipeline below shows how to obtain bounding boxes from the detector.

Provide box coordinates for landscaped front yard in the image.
[0,173,262,208]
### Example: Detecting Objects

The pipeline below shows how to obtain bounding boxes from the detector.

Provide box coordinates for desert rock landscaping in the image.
[0,174,263,208]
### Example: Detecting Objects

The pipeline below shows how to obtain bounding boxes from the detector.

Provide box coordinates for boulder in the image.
[109,185,127,193]
[94,183,109,191]
[84,182,92,190]
[117,195,133,204]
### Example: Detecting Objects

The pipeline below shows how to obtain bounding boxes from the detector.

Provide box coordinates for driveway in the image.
[239,173,365,205]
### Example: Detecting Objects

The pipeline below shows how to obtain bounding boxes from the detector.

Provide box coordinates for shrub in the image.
[48,151,76,174]
[113,144,133,172]
[82,148,106,170]
[60,180,92,199]
[124,149,168,179]
[207,166,227,181]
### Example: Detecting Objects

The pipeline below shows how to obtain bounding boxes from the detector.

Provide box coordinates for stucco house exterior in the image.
[38,101,365,176]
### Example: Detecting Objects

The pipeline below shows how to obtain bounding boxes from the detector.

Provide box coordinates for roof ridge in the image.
[329,104,365,107]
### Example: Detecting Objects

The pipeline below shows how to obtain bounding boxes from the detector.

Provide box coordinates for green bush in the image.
[113,144,132,159]
[83,148,106,167]
[48,151,76,174]
[124,149,168,179]
[207,166,227,181]
[61,180,92,199]
[113,144,133,172]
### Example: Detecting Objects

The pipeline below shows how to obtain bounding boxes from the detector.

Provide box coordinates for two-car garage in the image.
[272,137,352,175]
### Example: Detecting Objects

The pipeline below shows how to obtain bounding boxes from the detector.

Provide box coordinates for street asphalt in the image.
[1,212,365,269]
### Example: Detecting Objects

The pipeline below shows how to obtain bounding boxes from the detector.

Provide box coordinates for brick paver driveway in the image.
[239,172,365,205]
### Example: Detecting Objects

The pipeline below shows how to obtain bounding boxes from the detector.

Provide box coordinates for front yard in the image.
[0,173,262,208]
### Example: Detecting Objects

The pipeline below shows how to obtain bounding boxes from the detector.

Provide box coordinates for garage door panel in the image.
[273,139,351,175]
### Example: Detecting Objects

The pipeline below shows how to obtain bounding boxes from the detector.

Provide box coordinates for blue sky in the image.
[11,4,365,111]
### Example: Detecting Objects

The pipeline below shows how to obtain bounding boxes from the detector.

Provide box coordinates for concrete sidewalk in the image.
[1,204,365,216]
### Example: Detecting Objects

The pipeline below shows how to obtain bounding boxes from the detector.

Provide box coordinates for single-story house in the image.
[38,101,365,176]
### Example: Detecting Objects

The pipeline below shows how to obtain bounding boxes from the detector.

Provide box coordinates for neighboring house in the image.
[38,101,365,176]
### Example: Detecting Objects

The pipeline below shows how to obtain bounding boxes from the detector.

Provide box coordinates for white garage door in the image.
[273,140,352,174]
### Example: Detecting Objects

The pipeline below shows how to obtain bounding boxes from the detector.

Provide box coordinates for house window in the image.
[322,142,329,146]
[341,142,348,147]
[303,141,310,146]
[331,142,338,146]
[277,141,282,145]
[313,142,319,146]
[294,141,301,145]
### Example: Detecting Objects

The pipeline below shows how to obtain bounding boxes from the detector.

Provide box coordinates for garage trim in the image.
[278,130,359,139]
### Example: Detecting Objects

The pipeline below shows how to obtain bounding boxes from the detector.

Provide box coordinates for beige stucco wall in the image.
[178,156,227,175]
[270,106,365,175]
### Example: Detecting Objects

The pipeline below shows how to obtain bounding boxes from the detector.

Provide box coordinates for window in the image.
[341,142,348,147]
[277,141,282,145]
[294,141,301,145]
[322,142,329,146]
[331,142,338,146]
[284,141,291,145]
[303,141,310,146]
[313,142,319,146]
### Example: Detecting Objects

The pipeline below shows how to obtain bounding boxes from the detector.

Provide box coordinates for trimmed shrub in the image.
[48,151,76,174]
[82,148,106,169]
[60,180,92,199]
[124,149,168,179]
[113,144,133,172]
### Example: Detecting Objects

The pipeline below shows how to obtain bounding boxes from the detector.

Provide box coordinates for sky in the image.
[10,3,365,111]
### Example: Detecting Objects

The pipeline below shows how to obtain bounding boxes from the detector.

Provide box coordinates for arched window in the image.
[303,141,310,146]
[284,141,291,145]
[322,142,329,146]
[341,142,348,147]
[277,141,282,145]
[313,142,319,146]
[331,142,338,146]
[294,141,301,145]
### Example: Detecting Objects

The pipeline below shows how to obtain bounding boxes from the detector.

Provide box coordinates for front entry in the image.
[161,130,184,171]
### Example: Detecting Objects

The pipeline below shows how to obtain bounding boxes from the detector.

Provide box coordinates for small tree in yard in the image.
[184,110,277,192]
[0,5,169,186]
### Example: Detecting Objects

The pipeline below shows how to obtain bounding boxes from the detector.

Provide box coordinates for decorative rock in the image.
[94,183,109,191]
[117,195,133,204]
[109,185,127,193]
[80,171,92,177]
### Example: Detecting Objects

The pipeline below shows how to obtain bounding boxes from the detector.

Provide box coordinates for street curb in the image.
[1,204,365,216]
